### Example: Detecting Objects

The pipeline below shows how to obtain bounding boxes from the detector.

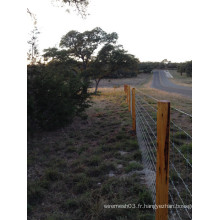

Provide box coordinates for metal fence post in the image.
[156,100,170,220]
[132,88,136,131]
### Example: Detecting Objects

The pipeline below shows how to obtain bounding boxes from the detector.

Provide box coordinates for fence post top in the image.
[158,100,170,104]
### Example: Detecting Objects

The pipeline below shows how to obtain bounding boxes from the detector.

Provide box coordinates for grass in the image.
[44,169,62,181]
[125,161,143,173]
[173,131,189,140]
[168,69,192,86]
[27,89,154,220]
[28,73,192,219]
[181,143,192,155]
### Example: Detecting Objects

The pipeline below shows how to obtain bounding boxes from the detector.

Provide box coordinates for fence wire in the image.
[133,88,192,220]
[135,90,157,205]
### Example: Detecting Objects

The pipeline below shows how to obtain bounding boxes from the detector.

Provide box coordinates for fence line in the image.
[124,86,192,220]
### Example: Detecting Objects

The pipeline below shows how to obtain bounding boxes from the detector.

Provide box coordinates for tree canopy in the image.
[59,27,118,70]
[55,0,89,16]
[43,27,138,94]
[43,47,71,62]
[177,61,192,77]
[85,44,139,93]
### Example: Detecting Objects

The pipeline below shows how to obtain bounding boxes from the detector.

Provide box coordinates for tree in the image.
[53,0,89,16]
[27,9,40,64]
[177,63,186,76]
[85,44,139,94]
[185,61,192,77]
[43,47,82,77]
[43,47,72,62]
[59,27,118,70]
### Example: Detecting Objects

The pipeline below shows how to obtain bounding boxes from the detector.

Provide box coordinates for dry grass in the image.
[168,69,192,87]
[91,73,152,90]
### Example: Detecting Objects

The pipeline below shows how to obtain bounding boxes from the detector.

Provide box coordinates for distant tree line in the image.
[138,60,192,77]
[177,61,192,77]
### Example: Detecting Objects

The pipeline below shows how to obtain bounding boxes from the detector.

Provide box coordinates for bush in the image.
[27,62,91,131]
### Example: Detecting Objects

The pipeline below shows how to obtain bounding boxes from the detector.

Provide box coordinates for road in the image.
[151,70,192,98]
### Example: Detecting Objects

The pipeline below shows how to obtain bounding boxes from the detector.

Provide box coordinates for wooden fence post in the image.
[156,101,170,220]
[126,85,129,104]
[125,85,128,93]
[128,86,131,111]
[132,88,136,131]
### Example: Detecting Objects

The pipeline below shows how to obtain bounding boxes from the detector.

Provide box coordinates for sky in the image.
[27,0,193,62]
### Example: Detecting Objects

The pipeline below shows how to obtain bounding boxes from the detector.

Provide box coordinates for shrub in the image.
[27,62,91,131]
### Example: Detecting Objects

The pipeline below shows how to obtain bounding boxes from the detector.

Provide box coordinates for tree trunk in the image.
[94,78,101,94]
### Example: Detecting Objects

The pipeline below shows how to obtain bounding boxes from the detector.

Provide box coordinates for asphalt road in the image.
[151,70,192,98]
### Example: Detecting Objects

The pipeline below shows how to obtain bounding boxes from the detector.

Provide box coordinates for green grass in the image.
[181,143,192,154]
[173,131,189,140]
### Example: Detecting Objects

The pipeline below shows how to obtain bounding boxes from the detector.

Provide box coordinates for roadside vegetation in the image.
[168,69,192,86]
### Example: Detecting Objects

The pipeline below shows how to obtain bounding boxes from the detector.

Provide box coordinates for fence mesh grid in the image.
[131,88,192,220]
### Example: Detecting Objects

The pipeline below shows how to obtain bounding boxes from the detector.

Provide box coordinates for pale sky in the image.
[27,0,193,62]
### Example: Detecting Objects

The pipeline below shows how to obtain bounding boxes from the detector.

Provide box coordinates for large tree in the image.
[86,44,139,93]
[59,27,118,70]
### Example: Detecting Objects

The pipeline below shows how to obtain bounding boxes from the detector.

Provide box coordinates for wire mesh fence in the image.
[169,106,192,220]
[127,87,192,220]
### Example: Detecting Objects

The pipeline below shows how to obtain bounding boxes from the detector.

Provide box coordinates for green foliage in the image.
[173,131,189,139]
[43,47,73,63]
[185,61,192,77]
[138,189,153,206]
[58,27,138,94]
[27,61,91,131]
[60,27,118,70]
[181,143,192,155]
[177,60,192,77]
[138,61,178,73]
[138,62,161,73]
[87,44,139,91]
